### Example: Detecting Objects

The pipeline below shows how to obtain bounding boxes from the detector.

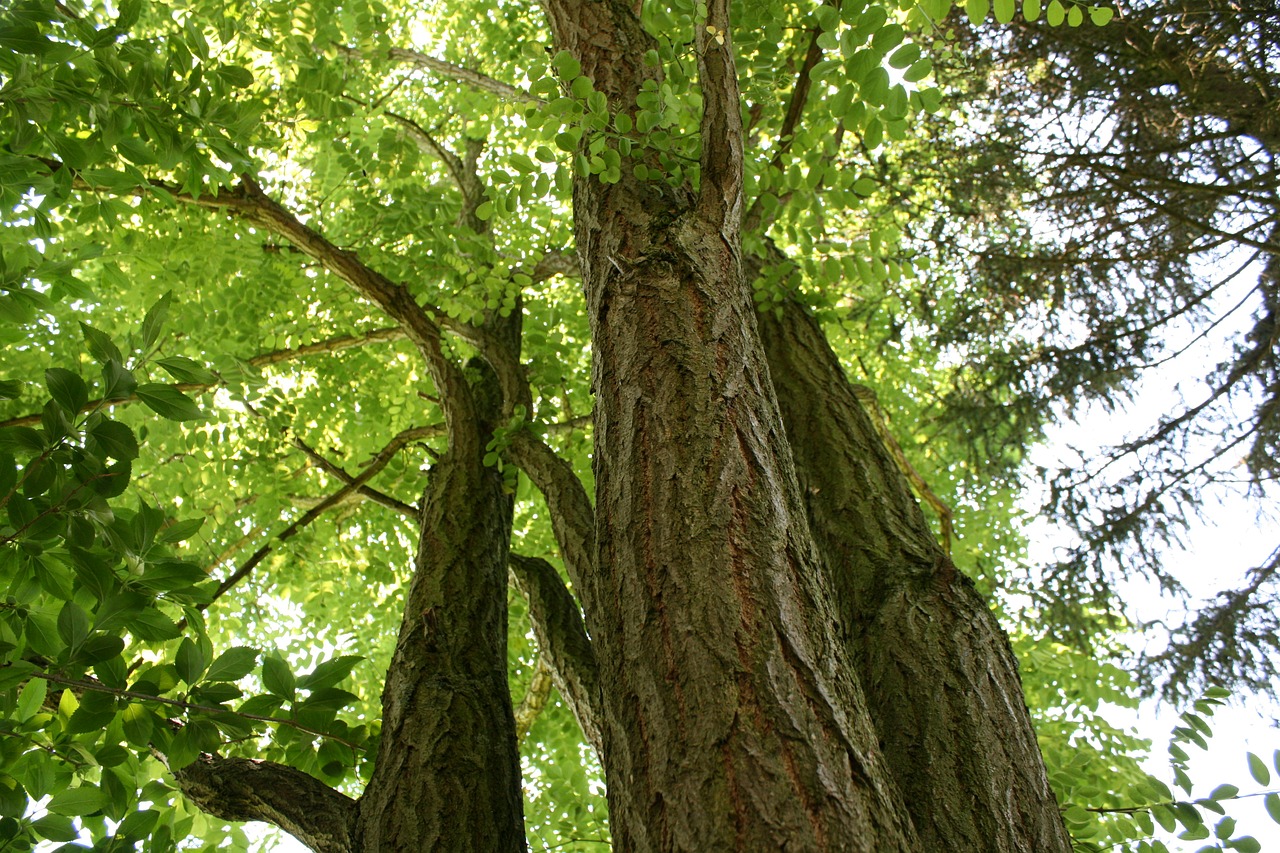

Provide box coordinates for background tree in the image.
[1,0,1272,851]
[892,0,1280,699]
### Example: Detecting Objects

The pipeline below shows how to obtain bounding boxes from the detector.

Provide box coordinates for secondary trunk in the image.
[758,297,1073,852]
[353,357,527,851]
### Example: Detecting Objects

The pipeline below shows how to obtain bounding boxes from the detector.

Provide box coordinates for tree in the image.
[907,0,1280,698]
[0,0,1220,850]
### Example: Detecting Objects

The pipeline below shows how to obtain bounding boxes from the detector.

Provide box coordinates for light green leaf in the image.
[1089,5,1114,24]
[965,0,990,22]
[994,0,1016,22]
[1247,752,1270,785]
[140,291,173,351]
[1046,0,1065,24]
[47,785,108,816]
[16,676,47,720]
[1023,0,1042,20]
[205,646,259,682]
[134,384,204,420]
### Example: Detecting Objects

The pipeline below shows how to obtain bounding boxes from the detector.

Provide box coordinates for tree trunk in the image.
[758,297,1073,852]
[353,355,527,851]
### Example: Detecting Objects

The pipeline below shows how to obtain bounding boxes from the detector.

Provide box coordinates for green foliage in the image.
[0,0,1265,849]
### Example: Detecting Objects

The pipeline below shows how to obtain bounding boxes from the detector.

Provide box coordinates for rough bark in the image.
[540,1,916,849]
[351,357,526,848]
[509,553,603,754]
[174,756,357,853]
[758,297,1074,852]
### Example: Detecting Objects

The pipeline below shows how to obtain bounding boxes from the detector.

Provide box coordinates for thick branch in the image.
[506,433,596,592]
[509,553,602,754]
[173,755,356,853]
[695,0,744,232]
[514,654,555,743]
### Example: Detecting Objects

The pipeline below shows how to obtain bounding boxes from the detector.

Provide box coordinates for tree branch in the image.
[335,44,537,104]
[695,0,744,232]
[514,654,554,743]
[507,433,596,592]
[741,0,833,235]
[509,553,602,754]
[173,755,356,853]
[202,424,437,609]
[292,435,419,518]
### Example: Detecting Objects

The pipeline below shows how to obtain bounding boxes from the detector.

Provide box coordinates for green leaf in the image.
[994,0,1016,22]
[1089,5,1114,24]
[1265,793,1280,825]
[0,660,39,691]
[217,65,255,88]
[1209,784,1240,801]
[88,419,139,461]
[176,637,207,685]
[298,655,363,691]
[134,384,204,420]
[0,379,22,400]
[262,654,295,698]
[45,368,88,415]
[100,360,137,401]
[551,50,580,80]
[1046,0,1065,24]
[475,201,494,221]
[155,356,218,384]
[1023,0,1042,19]
[1067,4,1083,25]
[57,601,90,649]
[16,676,47,720]
[965,0,990,22]
[158,516,205,543]
[205,646,259,682]
[1247,751,1270,785]
[1228,837,1262,853]
[47,785,108,816]
[32,814,80,842]
[140,291,174,351]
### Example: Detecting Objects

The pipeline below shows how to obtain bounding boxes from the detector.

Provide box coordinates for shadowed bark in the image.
[758,296,1073,852]
[174,756,357,853]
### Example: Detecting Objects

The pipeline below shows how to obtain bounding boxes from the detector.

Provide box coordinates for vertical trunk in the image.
[543,2,915,841]
[578,191,913,851]
[758,298,1073,853]
[353,357,526,851]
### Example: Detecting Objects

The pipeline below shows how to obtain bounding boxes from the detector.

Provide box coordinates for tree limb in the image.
[695,0,744,232]
[173,755,356,853]
[507,433,596,592]
[335,44,537,104]
[509,553,602,754]
[292,435,419,518]
[202,424,437,608]
[514,654,554,743]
